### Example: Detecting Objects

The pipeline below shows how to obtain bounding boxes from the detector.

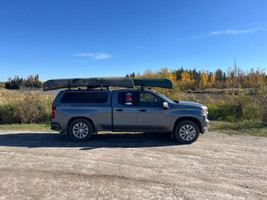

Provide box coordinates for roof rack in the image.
[131,78,173,89]
[43,77,134,91]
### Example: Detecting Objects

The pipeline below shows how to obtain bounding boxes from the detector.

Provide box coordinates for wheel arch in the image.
[67,116,96,135]
[173,116,202,133]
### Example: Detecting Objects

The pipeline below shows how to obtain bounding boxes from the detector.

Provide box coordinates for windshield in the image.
[155,92,175,104]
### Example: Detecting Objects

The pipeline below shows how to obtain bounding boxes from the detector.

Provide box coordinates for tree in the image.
[175,67,184,81]
[215,69,223,82]
[209,72,215,87]
[200,71,208,89]
[129,72,136,78]
[27,75,34,87]
[181,71,191,90]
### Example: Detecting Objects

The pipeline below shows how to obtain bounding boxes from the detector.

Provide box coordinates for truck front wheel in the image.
[69,119,93,141]
[174,120,200,144]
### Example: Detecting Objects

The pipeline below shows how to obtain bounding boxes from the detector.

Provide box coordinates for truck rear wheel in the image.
[69,119,93,141]
[174,120,199,144]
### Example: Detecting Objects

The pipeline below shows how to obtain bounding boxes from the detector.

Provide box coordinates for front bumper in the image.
[51,122,61,131]
[202,119,209,134]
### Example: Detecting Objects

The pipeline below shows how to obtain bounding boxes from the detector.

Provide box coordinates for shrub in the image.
[176,86,266,122]
[207,103,244,121]
[0,89,55,124]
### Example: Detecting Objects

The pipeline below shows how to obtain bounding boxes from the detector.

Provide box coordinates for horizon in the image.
[1,0,267,81]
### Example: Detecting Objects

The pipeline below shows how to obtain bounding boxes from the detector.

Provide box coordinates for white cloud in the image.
[208,28,267,36]
[72,53,112,60]
[184,27,267,40]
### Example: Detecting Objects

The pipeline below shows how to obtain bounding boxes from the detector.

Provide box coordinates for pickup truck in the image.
[47,78,209,144]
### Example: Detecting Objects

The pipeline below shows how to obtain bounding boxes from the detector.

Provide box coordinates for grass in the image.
[0,123,51,131]
[209,120,267,137]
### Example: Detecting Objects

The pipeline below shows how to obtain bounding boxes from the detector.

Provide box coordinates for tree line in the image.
[0,67,266,90]
[126,66,266,90]
[3,75,42,89]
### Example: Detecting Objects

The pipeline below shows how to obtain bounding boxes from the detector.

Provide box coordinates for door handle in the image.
[139,109,147,112]
[116,108,124,112]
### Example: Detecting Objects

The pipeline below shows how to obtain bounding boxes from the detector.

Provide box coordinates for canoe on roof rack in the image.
[43,77,134,91]
[132,78,173,89]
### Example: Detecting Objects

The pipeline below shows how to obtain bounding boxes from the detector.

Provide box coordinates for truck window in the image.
[118,92,138,106]
[140,92,162,107]
[61,92,108,103]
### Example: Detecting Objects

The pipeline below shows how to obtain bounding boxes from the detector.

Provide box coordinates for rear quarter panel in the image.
[52,91,112,132]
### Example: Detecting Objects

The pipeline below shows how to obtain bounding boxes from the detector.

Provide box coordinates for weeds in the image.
[174,85,267,122]
[0,88,55,124]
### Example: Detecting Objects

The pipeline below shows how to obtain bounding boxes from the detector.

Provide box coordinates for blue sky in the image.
[0,0,267,81]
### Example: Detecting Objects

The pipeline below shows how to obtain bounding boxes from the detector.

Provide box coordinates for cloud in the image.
[72,53,112,60]
[208,28,267,36]
[185,27,267,40]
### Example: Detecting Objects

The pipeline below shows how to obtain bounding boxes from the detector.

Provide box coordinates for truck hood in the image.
[175,101,206,109]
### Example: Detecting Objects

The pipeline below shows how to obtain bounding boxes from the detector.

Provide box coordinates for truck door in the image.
[112,91,139,131]
[137,92,172,131]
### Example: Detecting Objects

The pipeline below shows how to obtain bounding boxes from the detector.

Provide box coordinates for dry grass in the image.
[0,88,56,123]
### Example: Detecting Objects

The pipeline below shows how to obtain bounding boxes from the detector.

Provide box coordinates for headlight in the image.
[201,108,208,115]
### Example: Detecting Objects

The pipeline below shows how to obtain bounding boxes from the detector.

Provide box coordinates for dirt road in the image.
[0,130,266,200]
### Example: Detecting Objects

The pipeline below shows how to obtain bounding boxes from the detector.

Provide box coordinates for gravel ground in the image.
[0,130,266,200]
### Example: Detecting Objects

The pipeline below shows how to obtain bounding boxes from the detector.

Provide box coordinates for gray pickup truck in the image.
[44,77,209,144]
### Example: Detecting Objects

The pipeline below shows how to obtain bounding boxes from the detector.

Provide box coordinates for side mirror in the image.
[172,100,179,104]
[163,102,169,109]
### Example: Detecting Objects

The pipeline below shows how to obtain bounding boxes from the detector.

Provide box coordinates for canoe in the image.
[132,78,173,89]
[43,77,134,91]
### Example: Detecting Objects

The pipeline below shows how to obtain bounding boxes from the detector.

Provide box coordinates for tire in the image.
[69,119,94,141]
[174,120,200,144]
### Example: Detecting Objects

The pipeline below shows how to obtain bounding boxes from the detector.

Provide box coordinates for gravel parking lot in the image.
[0,130,266,200]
